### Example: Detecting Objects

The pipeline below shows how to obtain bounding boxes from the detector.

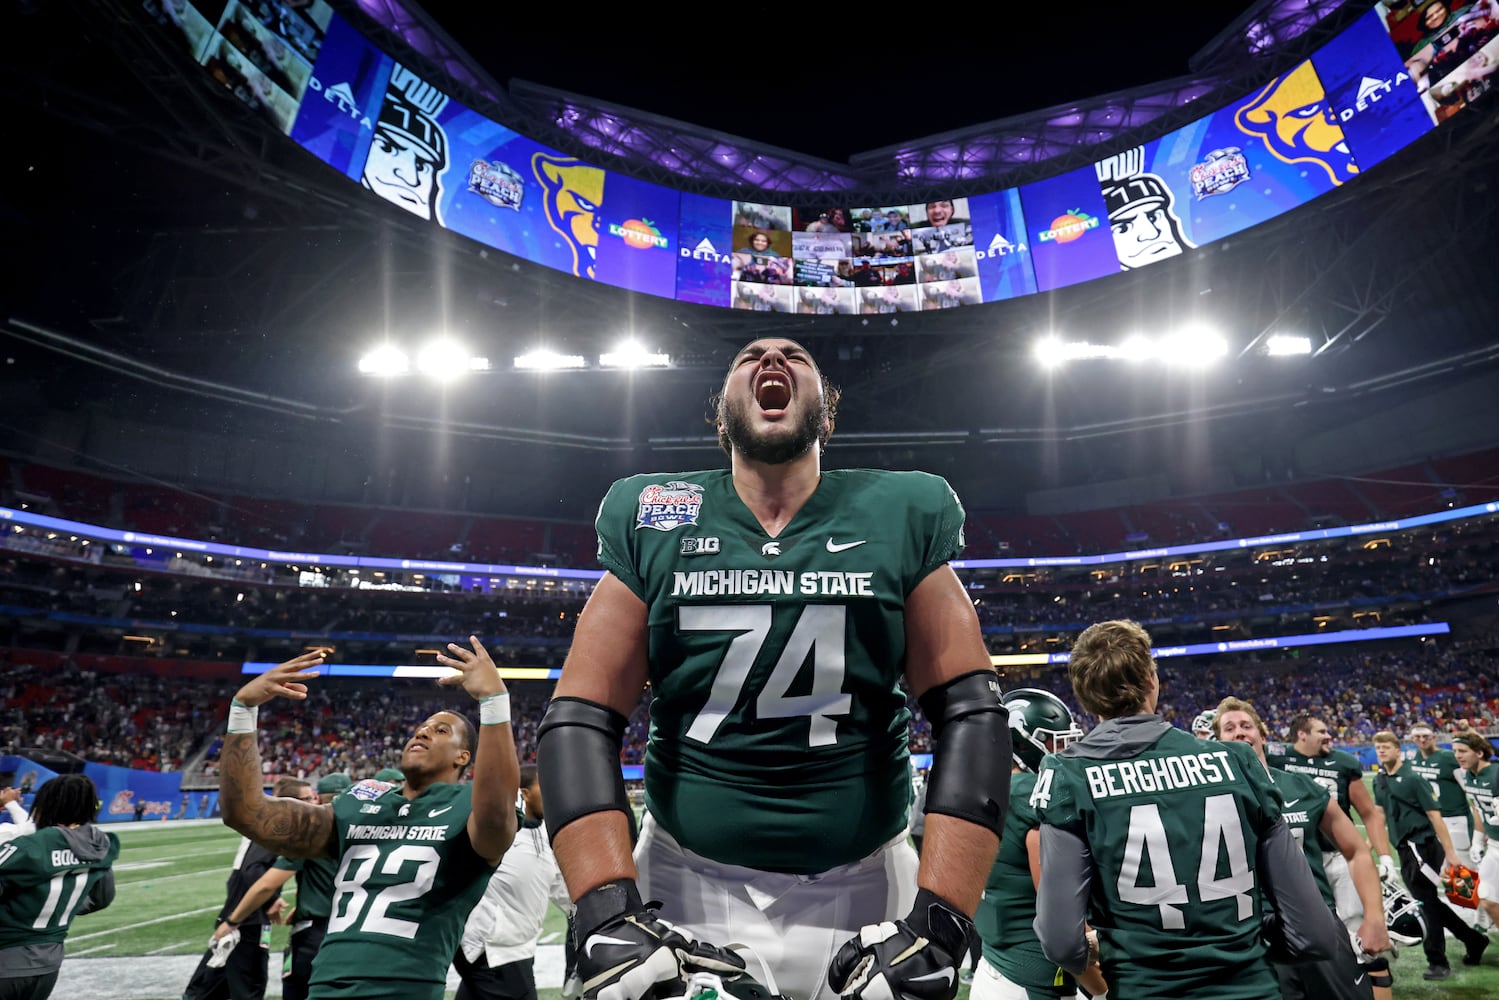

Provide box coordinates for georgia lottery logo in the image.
[1038,209,1098,244]
[610,218,669,250]
[1190,147,1251,199]
[467,159,524,210]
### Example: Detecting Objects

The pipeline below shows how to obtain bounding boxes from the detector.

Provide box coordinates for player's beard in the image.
[721,390,824,465]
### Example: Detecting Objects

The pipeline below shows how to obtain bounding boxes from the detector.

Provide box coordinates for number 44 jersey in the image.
[310,780,496,1000]
[597,468,966,875]
[1033,724,1284,1000]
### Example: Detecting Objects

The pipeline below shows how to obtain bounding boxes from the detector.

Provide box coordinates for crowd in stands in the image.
[4,632,1497,786]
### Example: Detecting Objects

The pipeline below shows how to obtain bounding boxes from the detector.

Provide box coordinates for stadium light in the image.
[1266,334,1313,356]
[600,341,671,369]
[416,339,480,379]
[357,345,409,376]
[515,350,587,370]
[1160,325,1228,367]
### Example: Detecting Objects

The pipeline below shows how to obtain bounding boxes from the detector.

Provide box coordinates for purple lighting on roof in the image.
[353,0,1359,193]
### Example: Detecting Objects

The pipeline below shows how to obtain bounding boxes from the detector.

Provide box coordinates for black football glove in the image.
[573,881,745,1000]
[827,889,972,1000]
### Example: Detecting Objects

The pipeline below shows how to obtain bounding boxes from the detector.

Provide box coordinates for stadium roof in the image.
[0,0,1496,519]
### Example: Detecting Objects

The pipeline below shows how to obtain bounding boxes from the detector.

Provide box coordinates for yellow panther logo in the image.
[1235,60,1357,186]
[533,153,605,279]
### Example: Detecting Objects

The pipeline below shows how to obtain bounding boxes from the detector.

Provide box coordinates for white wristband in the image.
[227,700,258,734]
[479,693,511,726]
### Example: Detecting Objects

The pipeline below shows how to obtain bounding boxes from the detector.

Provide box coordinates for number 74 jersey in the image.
[597,468,967,874]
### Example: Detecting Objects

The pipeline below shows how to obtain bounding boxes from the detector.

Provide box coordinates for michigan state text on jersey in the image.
[596,467,965,873]
[308,780,495,998]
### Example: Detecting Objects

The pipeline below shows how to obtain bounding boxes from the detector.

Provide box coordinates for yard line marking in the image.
[70,905,220,941]
[147,939,197,955]
[117,866,235,888]
[69,943,118,956]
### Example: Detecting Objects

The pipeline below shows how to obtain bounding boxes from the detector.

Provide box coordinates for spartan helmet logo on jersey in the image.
[1192,710,1218,740]
[1380,867,1426,945]
[1003,688,1082,772]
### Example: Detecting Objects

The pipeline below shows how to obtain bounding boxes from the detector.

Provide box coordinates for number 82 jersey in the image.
[310,781,495,1000]
[597,468,966,875]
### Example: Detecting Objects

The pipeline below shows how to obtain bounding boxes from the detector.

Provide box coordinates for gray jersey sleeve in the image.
[1257,819,1345,963]
[1034,823,1093,975]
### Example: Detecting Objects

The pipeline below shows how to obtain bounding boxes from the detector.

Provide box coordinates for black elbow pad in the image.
[918,670,1010,834]
[537,697,632,841]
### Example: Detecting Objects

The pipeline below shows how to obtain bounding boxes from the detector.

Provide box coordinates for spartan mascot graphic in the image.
[533,153,605,280]
[1096,146,1194,270]
[1235,60,1358,187]
[363,64,451,223]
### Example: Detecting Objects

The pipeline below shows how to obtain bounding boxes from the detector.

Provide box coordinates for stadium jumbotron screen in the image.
[146,0,1496,312]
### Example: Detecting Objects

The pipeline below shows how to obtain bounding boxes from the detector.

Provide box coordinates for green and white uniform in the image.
[1267,743,1367,931]
[1034,720,1284,999]
[973,772,1073,1000]
[309,781,495,1000]
[1458,763,1499,904]
[600,468,964,1000]
[597,468,964,874]
[1270,768,1335,910]
[0,825,119,985]
[1410,746,1472,850]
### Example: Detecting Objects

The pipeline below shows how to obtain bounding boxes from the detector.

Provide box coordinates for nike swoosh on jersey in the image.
[826,538,867,553]
[1283,798,1301,807]
[428,805,454,817]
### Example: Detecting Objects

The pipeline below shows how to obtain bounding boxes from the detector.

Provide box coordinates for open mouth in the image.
[754,372,792,411]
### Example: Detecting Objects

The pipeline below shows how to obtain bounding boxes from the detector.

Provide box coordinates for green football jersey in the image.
[0,826,120,950]
[1408,747,1468,817]
[309,781,496,1000]
[1269,768,1334,912]
[1265,744,1363,851]
[1459,763,1499,839]
[1373,763,1439,849]
[977,772,1073,996]
[1034,729,1283,1000]
[596,468,965,873]
[274,854,337,922]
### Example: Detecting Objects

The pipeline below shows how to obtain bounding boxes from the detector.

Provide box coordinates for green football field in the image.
[60,816,1499,999]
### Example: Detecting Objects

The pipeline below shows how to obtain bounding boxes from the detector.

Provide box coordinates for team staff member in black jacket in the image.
[184,778,318,1000]
[1372,731,1489,982]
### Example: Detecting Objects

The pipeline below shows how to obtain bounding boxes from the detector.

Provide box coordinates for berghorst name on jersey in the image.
[1084,750,1240,799]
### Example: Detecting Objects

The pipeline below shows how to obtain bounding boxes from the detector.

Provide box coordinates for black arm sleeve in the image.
[1257,819,1346,964]
[1034,824,1094,975]
[77,870,116,917]
[918,670,1011,834]
[537,697,632,841]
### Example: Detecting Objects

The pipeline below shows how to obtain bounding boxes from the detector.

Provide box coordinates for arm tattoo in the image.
[219,733,336,859]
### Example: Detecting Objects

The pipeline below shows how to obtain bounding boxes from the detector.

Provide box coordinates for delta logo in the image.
[680,237,731,264]
[610,218,669,251]
[304,78,374,130]
[975,232,1029,260]
[1334,74,1412,122]
[1038,209,1099,244]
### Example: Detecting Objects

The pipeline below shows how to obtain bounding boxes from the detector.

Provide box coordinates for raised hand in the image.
[232,650,325,708]
[436,635,505,701]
